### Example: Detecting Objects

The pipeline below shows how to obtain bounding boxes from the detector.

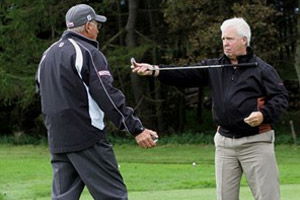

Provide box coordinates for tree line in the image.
[0,0,299,138]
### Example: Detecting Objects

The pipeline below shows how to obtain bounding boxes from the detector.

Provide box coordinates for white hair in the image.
[220,17,251,46]
[68,24,85,33]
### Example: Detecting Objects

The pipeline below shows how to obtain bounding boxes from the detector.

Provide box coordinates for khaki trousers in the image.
[214,130,280,200]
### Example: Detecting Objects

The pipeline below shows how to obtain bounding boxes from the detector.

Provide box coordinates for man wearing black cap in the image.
[36,4,158,200]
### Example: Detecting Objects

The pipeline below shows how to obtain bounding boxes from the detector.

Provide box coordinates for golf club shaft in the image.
[147,62,258,71]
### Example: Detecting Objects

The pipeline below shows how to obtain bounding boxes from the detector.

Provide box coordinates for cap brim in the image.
[95,15,107,23]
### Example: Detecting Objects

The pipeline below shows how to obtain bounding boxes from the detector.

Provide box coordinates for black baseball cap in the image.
[66,4,107,28]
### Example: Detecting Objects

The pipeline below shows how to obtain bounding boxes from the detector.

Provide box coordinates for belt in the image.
[258,124,272,133]
[217,124,272,139]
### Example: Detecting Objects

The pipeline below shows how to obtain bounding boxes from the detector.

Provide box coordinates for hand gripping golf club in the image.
[131,57,258,71]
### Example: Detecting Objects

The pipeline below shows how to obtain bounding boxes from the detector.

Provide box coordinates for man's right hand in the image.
[131,59,159,76]
[135,129,158,148]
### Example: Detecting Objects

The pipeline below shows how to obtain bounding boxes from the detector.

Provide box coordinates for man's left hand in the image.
[135,129,158,148]
[244,111,264,127]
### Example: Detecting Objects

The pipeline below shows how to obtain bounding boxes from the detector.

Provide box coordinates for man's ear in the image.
[242,37,247,46]
[84,23,90,33]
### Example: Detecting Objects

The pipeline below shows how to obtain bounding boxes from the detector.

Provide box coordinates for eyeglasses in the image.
[90,21,102,30]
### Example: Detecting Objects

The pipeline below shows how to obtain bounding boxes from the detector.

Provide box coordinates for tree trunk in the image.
[116,0,124,46]
[145,0,166,131]
[197,87,204,123]
[125,0,138,47]
[295,1,300,89]
[126,0,141,104]
[125,0,140,108]
[125,0,152,125]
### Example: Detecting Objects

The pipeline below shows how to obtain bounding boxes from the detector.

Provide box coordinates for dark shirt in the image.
[158,48,288,138]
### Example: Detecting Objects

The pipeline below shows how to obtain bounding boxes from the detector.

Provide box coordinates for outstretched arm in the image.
[84,52,159,148]
[131,58,209,87]
[131,58,160,77]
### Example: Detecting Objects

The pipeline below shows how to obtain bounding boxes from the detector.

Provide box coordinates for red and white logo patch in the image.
[98,70,111,76]
[66,22,74,28]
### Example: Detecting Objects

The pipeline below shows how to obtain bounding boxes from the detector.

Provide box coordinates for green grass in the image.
[0,144,299,200]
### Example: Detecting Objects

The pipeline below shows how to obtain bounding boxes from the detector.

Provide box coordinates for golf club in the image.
[131,57,258,71]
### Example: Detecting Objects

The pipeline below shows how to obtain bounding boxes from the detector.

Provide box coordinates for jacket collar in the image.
[61,30,99,49]
[221,47,254,64]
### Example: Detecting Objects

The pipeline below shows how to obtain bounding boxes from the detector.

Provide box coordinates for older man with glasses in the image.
[36,4,158,200]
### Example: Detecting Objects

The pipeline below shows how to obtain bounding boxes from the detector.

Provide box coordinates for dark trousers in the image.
[50,139,128,200]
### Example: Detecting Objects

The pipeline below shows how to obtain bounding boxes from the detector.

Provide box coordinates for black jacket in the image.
[36,31,144,153]
[158,48,288,138]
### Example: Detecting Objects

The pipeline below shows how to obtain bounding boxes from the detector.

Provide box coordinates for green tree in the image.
[0,0,297,137]
[0,0,105,134]
[160,0,282,132]
[162,0,280,63]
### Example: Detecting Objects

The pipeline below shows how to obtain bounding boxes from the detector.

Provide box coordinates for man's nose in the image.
[223,40,229,46]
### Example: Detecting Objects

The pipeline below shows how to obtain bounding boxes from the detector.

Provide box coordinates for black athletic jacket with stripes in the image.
[36,31,144,153]
[158,48,288,138]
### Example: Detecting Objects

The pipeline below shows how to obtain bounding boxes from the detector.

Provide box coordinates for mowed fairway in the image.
[0,144,299,200]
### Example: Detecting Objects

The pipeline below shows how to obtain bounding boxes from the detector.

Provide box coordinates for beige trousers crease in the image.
[214,130,280,200]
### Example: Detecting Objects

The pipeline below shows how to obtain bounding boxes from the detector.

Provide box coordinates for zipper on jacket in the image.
[231,67,238,81]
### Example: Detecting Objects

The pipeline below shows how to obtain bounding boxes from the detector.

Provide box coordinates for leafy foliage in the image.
[232,0,281,64]
[162,0,280,65]
[0,0,298,137]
